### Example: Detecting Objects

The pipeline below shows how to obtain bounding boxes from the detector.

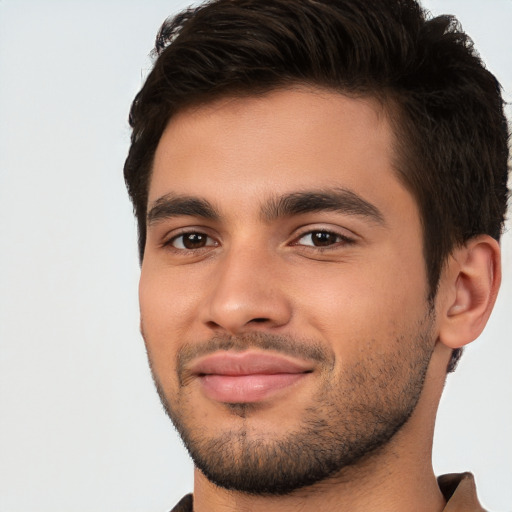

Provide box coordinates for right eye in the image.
[295,230,350,248]
[168,232,217,250]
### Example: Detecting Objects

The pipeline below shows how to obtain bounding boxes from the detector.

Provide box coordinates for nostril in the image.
[251,318,270,323]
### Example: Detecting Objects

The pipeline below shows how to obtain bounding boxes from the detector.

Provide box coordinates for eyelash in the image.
[163,228,355,253]
[291,230,356,250]
[164,231,218,252]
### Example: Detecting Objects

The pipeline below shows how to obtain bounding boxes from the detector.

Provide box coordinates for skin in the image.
[139,87,500,511]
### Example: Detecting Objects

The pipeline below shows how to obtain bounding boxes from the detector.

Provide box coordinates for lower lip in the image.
[199,373,308,403]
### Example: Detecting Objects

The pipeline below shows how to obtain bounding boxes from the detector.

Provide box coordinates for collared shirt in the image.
[170,472,485,511]
[438,473,486,512]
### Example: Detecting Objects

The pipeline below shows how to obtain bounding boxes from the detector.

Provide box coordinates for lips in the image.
[189,351,313,403]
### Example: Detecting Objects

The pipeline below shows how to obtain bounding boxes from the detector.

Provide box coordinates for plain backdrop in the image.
[0,1,511,511]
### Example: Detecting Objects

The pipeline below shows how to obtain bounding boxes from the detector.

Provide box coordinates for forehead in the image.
[149,87,410,221]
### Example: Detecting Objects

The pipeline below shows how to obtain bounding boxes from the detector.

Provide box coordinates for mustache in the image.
[177,332,335,385]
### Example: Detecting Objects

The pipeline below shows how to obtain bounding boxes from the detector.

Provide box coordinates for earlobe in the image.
[438,235,501,349]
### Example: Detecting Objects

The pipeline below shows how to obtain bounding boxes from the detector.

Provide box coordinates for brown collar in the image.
[438,472,486,511]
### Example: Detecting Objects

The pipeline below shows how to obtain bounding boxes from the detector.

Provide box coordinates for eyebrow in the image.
[147,194,220,225]
[260,188,385,224]
[147,188,385,226]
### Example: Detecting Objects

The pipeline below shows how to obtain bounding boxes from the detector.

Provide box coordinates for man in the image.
[123,0,509,510]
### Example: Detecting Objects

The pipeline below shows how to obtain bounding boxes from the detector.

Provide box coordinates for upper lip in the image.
[189,351,314,376]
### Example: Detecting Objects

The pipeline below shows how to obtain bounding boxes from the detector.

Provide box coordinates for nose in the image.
[201,244,293,335]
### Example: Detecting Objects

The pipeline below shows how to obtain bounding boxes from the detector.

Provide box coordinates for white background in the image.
[0,1,510,511]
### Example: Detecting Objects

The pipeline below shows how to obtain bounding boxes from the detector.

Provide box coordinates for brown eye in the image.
[170,232,215,250]
[295,230,353,248]
[310,231,339,246]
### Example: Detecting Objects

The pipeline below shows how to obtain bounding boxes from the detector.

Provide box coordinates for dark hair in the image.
[124,0,510,372]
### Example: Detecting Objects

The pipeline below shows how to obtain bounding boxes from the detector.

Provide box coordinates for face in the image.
[139,88,437,494]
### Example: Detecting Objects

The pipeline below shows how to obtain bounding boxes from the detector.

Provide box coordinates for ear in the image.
[437,235,501,349]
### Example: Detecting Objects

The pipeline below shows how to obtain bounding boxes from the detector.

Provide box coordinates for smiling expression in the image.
[138,87,438,493]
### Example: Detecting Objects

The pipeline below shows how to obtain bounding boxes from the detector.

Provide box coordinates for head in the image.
[124,0,509,372]
[124,0,509,496]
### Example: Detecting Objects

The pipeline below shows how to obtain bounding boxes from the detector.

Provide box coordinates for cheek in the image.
[139,263,201,332]
[292,255,428,354]
[138,266,201,385]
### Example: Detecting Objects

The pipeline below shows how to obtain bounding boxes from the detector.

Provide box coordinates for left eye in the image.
[169,232,216,250]
[295,230,348,247]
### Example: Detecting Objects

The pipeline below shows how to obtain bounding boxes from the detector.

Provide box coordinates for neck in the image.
[193,443,445,512]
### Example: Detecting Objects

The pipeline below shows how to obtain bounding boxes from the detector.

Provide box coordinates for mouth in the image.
[189,351,314,403]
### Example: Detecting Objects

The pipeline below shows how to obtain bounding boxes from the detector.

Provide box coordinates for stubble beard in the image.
[145,312,436,496]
